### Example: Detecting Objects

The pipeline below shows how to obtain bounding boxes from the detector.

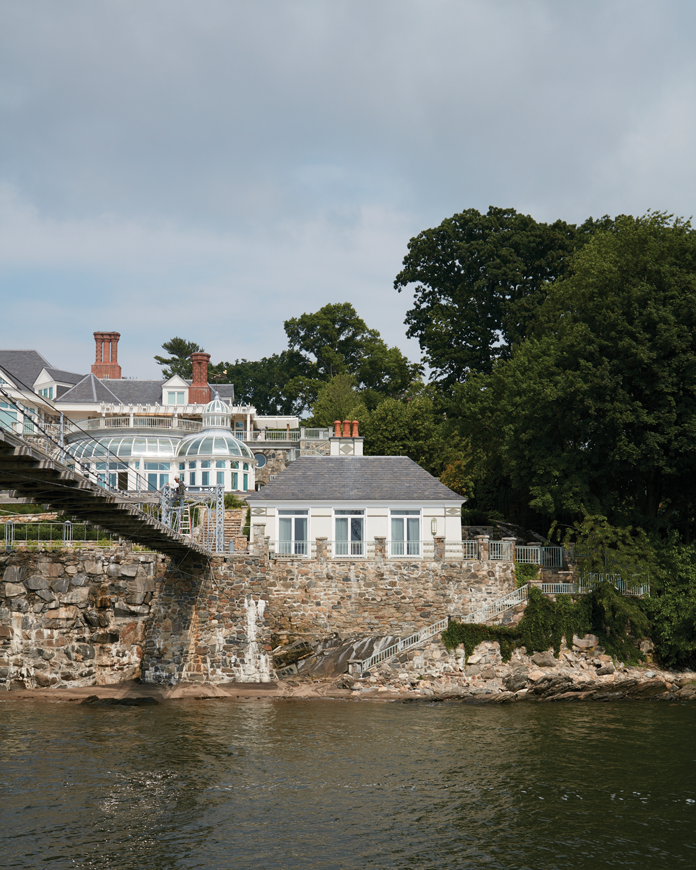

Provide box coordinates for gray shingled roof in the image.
[44,367,84,385]
[57,374,122,403]
[0,350,52,390]
[247,456,464,502]
[58,376,235,405]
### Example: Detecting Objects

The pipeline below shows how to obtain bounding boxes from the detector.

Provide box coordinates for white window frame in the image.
[277,509,309,556]
[389,509,422,557]
[334,508,366,557]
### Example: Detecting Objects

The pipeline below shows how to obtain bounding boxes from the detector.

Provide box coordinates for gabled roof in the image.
[58,373,122,403]
[247,456,464,502]
[43,367,84,385]
[0,350,53,390]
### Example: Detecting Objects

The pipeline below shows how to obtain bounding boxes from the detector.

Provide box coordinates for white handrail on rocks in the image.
[358,617,451,673]
[458,583,531,625]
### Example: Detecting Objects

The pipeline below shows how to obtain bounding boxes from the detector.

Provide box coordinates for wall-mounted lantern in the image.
[431,518,437,536]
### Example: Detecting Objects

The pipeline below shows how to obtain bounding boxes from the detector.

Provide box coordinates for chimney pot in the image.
[351,420,359,437]
[342,420,351,438]
[334,420,342,437]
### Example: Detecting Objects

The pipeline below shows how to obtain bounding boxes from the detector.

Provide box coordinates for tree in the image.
[456,213,696,530]
[394,206,610,386]
[361,395,465,477]
[309,374,368,427]
[284,302,422,410]
[154,337,203,379]
[208,351,307,416]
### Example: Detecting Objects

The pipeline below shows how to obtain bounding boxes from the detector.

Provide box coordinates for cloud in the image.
[2,0,696,376]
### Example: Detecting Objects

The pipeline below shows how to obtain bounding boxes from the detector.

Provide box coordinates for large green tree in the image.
[394,206,609,386]
[361,394,464,477]
[456,213,696,530]
[284,302,422,410]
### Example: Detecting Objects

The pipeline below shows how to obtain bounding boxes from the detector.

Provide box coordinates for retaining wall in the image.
[1,542,516,688]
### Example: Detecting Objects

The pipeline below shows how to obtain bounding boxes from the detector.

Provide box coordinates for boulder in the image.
[532,651,557,668]
[597,663,616,675]
[573,634,599,650]
[503,670,529,692]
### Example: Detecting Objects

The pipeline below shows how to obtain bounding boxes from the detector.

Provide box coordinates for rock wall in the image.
[1,544,515,688]
[261,554,514,645]
[0,548,163,689]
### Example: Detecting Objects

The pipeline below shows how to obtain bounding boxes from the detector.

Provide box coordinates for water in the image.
[0,698,694,869]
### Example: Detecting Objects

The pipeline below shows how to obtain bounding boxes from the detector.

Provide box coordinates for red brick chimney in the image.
[189,352,211,404]
[91,332,122,379]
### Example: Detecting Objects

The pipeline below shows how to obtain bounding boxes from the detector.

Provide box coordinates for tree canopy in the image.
[394,206,610,386]
[455,213,696,531]
[156,303,422,416]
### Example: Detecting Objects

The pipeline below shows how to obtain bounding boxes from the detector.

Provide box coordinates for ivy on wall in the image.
[442,584,650,664]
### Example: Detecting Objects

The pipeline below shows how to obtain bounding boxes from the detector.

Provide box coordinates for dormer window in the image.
[167,391,185,405]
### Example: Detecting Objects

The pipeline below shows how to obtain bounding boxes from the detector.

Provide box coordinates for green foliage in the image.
[443,584,647,664]
[209,351,307,415]
[0,503,47,515]
[224,493,246,509]
[242,509,250,538]
[154,337,203,379]
[454,213,696,530]
[514,561,539,588]
[360,394,465,477]
[645,535,696,669]
[285,302,422,411]
[309,374,368,427]
[394,206,610,386]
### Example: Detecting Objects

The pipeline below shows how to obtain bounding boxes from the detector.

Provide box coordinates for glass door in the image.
[278,511,308,555]
[391,511,420,556]
[335,510,364,556]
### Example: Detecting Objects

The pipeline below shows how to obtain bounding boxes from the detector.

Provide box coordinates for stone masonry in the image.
[1,536,515,688]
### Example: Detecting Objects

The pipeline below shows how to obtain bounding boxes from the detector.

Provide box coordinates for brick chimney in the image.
[91,332,122,379]
[189,352,211,404]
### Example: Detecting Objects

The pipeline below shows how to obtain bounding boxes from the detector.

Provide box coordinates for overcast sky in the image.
[2,0,696,378]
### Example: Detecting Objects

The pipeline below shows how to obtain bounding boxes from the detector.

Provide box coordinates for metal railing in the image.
[358,616,451,673]
[459,583,531,624]
[73,416,203,433]
[515,545,564,567]
[4,520,120,549]
[490,540,513,561]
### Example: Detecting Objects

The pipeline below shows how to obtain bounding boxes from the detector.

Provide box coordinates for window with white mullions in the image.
[278,509,308,555]
[335,509,364,556]
[391,510,420,556]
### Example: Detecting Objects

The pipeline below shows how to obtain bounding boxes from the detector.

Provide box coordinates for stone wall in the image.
[260,551,514,645]
[1,542,516,688]
[0,547,164,689]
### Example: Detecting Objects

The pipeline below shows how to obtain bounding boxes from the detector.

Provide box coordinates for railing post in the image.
[476,534,489,562]
[252,523,266,557]
[502,536,516,562]
[433,535,445,562]
[374,536,386,562]
[315,536,328,562]
[215,484,225,553]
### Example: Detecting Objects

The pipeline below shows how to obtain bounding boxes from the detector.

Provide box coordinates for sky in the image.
[2,0,696,378]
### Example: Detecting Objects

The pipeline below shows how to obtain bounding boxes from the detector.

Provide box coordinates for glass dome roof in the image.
[67,435,180,461]
[202,395,232,430]
[177,431,254,459]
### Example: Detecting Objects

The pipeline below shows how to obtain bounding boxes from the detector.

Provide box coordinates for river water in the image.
[0,698,694,869]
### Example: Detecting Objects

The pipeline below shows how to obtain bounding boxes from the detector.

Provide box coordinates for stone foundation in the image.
[1,544,516,688]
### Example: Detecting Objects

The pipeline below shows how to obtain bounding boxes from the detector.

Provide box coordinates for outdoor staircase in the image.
[356,584,532,673]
